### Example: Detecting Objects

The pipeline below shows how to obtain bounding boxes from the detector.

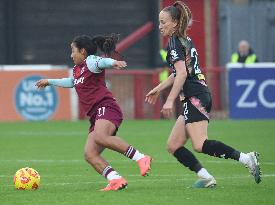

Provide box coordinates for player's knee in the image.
[192,144,203,153]
[93,132,107,146]
[84,151,95,163]
[166,144,173,154]
[167,142,180,154]
[84,152,90,162]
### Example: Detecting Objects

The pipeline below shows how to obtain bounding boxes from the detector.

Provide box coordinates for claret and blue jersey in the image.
[48,55,116,115]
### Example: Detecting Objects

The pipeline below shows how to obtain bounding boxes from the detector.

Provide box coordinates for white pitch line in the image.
[2,174,275,179]
[0,174,193,178]
[0,159,84,163]
[0,174,86,178]
[1,131,85,137]
[0,159,274,165]
[5,174,275,187]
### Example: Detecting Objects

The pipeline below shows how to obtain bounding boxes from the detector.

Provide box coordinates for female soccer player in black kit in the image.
[145,1,261,187]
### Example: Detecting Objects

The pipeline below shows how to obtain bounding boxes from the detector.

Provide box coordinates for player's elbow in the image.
[177,69,187,79]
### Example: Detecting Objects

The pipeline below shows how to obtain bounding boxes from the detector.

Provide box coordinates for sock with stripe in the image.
[102,166,121,181]
[124,145,145,161]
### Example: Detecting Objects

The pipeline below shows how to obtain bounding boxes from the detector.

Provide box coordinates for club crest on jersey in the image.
[74,66,85,78]
[74,67,81,78]
[170,49,179,61]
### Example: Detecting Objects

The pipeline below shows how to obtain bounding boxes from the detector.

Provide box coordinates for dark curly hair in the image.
[72,33,119,57]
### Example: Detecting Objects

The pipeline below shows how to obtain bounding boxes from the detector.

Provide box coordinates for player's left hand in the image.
[161,100,174,118]
[35,79,49,90]
[145,88,160,105]
[113,61,127,69]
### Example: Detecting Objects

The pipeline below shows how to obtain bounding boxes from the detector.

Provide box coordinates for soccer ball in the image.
[14,167,40,190]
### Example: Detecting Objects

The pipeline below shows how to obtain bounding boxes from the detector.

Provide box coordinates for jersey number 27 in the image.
[191,48,205,80]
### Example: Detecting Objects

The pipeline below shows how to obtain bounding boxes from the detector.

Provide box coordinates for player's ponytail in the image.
[173,1,192,37]
[92,33,119,57]
[163,1,192,38]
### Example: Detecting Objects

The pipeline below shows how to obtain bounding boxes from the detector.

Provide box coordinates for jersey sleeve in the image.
[86,55,115,73]
[168,36,186,64]
[48,78,74,88]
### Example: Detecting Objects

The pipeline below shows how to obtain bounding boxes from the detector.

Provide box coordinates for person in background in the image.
[36,34,152,191]
[159,49,170,83]
[231,40,258,64]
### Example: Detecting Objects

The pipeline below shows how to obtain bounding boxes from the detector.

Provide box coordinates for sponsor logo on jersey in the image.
[170,49,179,61]
[15,75,58,120]
[74,77,85,85]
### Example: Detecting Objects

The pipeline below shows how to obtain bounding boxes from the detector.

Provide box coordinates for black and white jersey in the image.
[166,35,209,97]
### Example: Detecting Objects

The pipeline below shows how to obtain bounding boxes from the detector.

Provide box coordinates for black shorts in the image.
[181,93,212,124]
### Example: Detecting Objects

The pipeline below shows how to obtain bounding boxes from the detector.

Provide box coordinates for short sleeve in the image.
[86,55,115,73]
[168,36,186,64]
[86,55,103,73]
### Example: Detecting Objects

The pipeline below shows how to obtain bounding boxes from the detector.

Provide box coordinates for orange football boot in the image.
[100,178,128,191]
[137,155,152,176]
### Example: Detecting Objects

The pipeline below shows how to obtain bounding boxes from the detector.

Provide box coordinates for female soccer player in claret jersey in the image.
[36,34,152,191]
[145,1,261,188]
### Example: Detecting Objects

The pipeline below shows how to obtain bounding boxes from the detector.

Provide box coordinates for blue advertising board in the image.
[229,68,275,119]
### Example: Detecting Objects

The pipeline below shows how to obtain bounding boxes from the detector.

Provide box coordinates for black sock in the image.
[202,139,240,161]
[173,147,202,173]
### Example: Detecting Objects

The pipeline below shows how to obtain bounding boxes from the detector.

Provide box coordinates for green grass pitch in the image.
[0,120,275,205]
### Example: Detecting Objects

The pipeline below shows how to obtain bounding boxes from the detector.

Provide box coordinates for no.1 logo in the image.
[15,75,58,120]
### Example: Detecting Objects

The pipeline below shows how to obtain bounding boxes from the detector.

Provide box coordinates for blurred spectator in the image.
[159,49,169,83]
[230,40,258,64]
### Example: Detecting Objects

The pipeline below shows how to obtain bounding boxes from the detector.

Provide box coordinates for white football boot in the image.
[246,152,261,184]
[194,176,217,188]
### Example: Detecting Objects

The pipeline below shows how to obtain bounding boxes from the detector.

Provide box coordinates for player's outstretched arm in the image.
[86,55,127,73]
[145,74,175,105]
[112,60,127,70]
[36,78,74,89]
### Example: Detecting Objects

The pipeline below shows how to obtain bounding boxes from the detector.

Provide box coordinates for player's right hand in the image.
[113,60,127,70]
[145,88,160,105]
[35,79,49,89]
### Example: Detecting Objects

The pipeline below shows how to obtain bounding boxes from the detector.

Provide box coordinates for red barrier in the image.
[116,22,153,53]
[106,69,161,119]
[78,67,224,119]
[211,0,219,67]
[78,69,161,119]
[204,67,223,110]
